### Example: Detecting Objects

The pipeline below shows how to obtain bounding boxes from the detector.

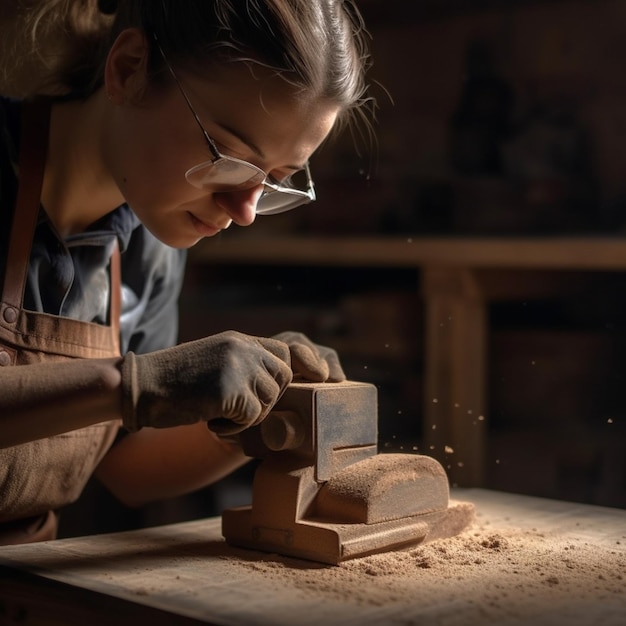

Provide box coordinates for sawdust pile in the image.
[225,520,626,624]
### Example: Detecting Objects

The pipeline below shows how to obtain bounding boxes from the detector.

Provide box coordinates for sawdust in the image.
[222,519,626,624]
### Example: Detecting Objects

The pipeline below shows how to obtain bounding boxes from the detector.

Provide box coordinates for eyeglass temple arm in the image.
[152,33,221,161]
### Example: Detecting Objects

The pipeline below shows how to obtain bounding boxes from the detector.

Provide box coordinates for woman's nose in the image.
[213,186,264,226]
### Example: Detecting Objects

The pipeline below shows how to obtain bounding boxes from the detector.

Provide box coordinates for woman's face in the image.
[104,44,338,248]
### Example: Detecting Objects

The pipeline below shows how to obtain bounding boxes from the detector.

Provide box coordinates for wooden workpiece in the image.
[223,382,474,564]
[0,489,624,625]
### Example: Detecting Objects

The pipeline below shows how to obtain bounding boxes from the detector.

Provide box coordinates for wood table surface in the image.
[0,488,624,626]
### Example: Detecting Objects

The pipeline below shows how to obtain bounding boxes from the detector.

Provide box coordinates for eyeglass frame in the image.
[151,34,316,215]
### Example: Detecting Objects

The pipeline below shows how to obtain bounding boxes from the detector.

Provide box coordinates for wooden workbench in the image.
[0,489,624,625]
[189,235,626,486]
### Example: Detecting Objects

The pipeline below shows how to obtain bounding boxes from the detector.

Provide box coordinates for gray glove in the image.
[272,331,346,382]
[120,331,292,436]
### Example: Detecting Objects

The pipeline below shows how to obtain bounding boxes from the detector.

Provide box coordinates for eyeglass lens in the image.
[256,192,310,215]
[186,159,313,215]
[186,158,266,192]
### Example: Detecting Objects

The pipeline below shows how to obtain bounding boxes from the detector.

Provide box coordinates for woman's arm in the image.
[0,357,123,448]
[0,355,249,508]
[94,422,250,507]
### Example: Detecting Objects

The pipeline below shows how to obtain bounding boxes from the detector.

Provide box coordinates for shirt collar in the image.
[38,203,141,252]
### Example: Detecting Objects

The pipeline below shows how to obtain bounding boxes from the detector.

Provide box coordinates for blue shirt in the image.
[0,97,187,355]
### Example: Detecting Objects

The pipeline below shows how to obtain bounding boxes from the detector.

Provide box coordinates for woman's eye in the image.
[208,133,240,157]
[268,173,290,186]
[274,169,308,189]
[271,168,306,186]
[213,140,232,155]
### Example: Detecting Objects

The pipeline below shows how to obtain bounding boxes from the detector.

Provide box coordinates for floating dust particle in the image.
[445,446,454,454]
[223,523,626,620]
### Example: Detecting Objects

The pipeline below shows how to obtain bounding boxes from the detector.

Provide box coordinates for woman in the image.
[0,0,372,543]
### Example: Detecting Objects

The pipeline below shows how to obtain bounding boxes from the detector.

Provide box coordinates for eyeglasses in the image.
[153,36,316,215]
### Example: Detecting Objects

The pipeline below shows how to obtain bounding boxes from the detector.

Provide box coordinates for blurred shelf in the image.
[190,235,626,271]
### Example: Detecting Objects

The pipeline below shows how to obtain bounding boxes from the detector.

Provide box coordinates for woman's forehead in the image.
[186,60,328,117]
[182,62,339,160]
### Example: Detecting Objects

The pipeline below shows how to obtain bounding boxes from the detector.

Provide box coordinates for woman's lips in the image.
[188,211,222,236]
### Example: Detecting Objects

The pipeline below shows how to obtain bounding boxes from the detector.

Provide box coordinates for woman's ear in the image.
[104,28,149,104]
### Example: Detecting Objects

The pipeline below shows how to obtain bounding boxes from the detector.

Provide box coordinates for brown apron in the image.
[0,100,120,544]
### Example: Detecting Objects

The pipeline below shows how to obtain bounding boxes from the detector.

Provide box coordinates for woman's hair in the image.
[1,0,373,133]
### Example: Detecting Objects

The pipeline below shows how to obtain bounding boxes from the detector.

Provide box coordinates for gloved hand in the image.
[120,331,293,436]
[272,331,346,383]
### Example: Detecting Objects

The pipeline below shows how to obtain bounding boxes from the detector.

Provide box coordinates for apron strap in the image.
[1,98,122,353]
[1,99,50,309]
[109,239,121,354]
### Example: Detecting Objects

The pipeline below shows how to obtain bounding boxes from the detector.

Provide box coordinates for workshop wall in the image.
[296,0,626,237]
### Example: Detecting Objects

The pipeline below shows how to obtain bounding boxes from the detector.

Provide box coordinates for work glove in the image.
[120,331,292,436]
[272,331,346,383]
